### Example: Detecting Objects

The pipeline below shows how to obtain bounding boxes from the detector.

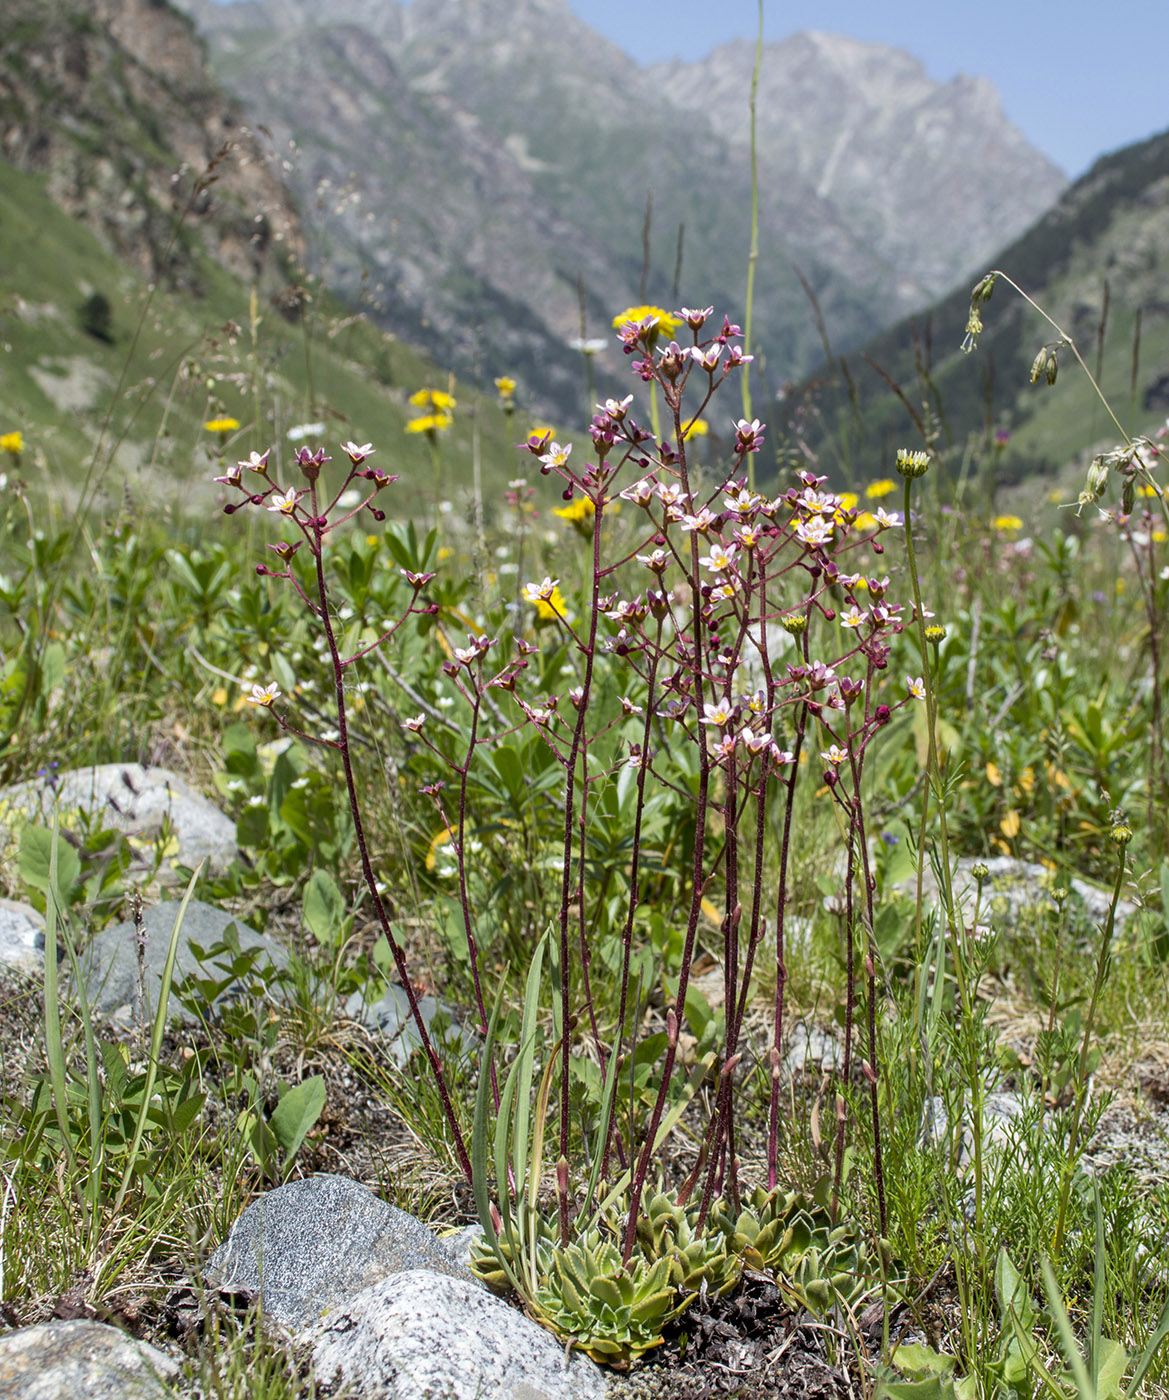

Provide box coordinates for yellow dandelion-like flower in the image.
[553,497,596,525]
[865,479,896,499]
[993,515,1024,533]
[838,492,858,511]
[0,430,23,454]
[682,417,710,439]
[854,511,878,532]
[534,585,569,621]
[409,388,457,413]
[494,377,517,399]
[612,304,681,336]
[406,413,453,435]
[1138,482,1162,498]
[528,424,557,440]
[204,417,240,433]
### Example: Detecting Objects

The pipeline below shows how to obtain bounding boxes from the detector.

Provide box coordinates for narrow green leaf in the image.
[112,861,204,1220]
[1039,1258,1095,1400]
[511,930,548,1205]
[41,821,81,1214]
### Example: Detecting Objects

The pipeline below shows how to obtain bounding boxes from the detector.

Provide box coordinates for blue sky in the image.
[567,1,1168,177]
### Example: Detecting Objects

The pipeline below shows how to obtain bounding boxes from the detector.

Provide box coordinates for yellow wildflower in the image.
[993,515,1024,533]
[0,431,22,454]
[494,377,517,400]
[1138,482,1162,498]
[534,585,569,621]
[612,304,681,336]
[854,511,878,532]
[409,388,457,412]
[682,417,710,439]
[553,497,596,525]
[838,492,858,511]
[204,416,240,433]
[406,413,453,435]
[865,479,896,498]
[528,424,557,440]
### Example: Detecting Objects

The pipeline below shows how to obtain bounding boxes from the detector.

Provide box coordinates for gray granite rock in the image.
[922,1089,1029,1169]
[306,1269,607,1400]
[0,762,237,876]
[78,899,286,1025]
[346,981,476,1067]
[0,898,47,977]
[783,1021,842,1077]
[204,1174,474,1331]
[909,856,1137,936]
[0,1319,179,1400]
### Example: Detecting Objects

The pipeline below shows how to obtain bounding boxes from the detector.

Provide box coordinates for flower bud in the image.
[895,449,930,479]
[1029,347,1048,385]
[1045,352,1058,386]
[1110,821,1133,847]
[780,612,808,636]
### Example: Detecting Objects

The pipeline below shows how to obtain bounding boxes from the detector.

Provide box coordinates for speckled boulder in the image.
[80,899,286,1025]
[306,1269,607,1400]
[204,1174,474,1331]
[0,762,237,876]
[0,1320,179,1400]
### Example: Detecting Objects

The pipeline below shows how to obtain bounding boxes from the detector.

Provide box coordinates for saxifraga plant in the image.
[213,304,932,1355]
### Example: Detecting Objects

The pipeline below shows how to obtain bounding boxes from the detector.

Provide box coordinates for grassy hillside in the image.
[0,156,530,521]
[784,129,1169,490]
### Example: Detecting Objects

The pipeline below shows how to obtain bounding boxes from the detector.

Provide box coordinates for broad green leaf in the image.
[20,824,81,901]
[269,1075,327,1173]
[303,869,346,944]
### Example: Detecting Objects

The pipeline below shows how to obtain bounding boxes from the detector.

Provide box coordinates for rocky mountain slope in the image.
[175,0,1066,417]
[783,127,1169,483]
[0,0,303,294]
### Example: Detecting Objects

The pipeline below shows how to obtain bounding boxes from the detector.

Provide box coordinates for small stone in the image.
[307,1269,607,1400]
[0,1320,178,1400]
[78,900,286,1025]
[204,1174,475,1331]
[0,898,46,977]
[783,1021,842,1077]
[346,982,476,1067]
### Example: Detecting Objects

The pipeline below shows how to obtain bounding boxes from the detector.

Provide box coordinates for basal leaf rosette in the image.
[634,1190,743,1299]
[728,1186,900,1316]
[529,1228,693,1368]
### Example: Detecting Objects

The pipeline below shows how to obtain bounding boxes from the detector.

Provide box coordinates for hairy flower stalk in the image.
[622,388,715,1265]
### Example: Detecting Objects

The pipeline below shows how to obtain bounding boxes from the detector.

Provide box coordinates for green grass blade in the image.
[527,1033,562,1282]
[597,1051,717,1213]
[111,861,204,1220]
[472,970,508,1246]
[1040,1258,1095,1400]
[1090,1184,1105,1387]
[41,824,83,1215]
[56,903,103,1235]
[1125,1288,1169,1394]
[581,1028,624,1222]
[510,929,547,1201]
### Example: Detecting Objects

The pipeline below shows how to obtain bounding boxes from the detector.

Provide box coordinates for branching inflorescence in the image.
[215,304,928,1339]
